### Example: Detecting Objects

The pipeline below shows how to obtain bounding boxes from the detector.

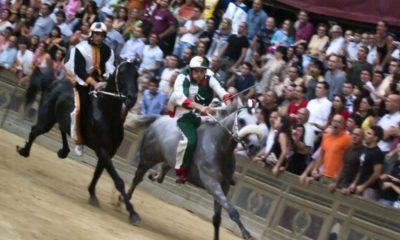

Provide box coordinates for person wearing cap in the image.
[168,56,232,183]
[64,22,115,156]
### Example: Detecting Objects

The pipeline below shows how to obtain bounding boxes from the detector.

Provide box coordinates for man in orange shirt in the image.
[312,114,352,183]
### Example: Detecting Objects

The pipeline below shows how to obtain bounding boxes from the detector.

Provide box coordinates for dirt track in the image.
[0,129,241,240]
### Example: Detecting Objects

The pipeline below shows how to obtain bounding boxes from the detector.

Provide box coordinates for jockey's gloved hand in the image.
[93,81,107,91]
[200,106,216,115]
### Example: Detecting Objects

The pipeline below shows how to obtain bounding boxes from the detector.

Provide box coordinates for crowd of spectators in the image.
[1,0,400,209]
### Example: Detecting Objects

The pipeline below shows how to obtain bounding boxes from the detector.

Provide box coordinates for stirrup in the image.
[74,145,84,156]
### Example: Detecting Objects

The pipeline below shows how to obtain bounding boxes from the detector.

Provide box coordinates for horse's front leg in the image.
[57,127,70,158]
[101,155,140,224]
[200,174,253,240]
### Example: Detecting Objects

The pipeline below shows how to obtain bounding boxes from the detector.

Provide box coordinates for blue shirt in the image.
[140,89,167,115]
[0,47,17,69]
[233,73,256,92]
[270,29,294,47]
[246,9,267,40]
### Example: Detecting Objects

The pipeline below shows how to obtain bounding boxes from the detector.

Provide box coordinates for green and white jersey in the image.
[168,69,230,118]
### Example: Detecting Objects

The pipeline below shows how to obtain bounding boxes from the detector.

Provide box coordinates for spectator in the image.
[0,26,12,51]
[65,0,82,24]
[223,0,248,35]
[380,60,399,95]
[311,114,352,183]
[119,25,145,61]
[139,33,164,76]
[350,126,384,200]
[347,46,373,87]
[103,15,125,55]
[80,1,99,27]
[178,47,193,68]
[253,110,279,164]
[355,96,376,132]
[195,41,207,58]
[124,75,150,128]
[173,5,205,58]
[45,26,67,60]
[140,77,167,115]
[53,49,65,81]
[198,18,215,53]
[375,20,394,71]
[28,34,40,52]
[0,9,13,34]
[220,21,249,73]
[328,95,350,124]
[69,22,90,45]
[379,158,400,207]
[297,108,317,153]
[345,30,362,62]
[286,124,309,175]
[270,19,294,48]
[254,45,286,94]
[377,94,400,153]
[364,70,384,102]
[30,3,55,38]
[284,64,303,86]
[207,17,231,58]
[226,62,256,100]
[0,35,17,70]
[288,84,308,124]
[209,56,225,84]
[123,7,143,40]
[271,115,291,176]
[55,11,73,41]
[246,0,267,41]
[307,23,329,58]
[261,90,278,123]
[113,7,128,33]
[251,16,276,56]
[13,37,33,86]
[366,32,378,65]
[176,0,196,23]
[159,55,179,94]
[20,7,36,37]
[293,10,314,46]
[150,0,176,55]
[346,113,363,133]
[342,81,356,113]
[328,127,364,192]
[307,81,332,132]
[305,59,324,100]
[326,25,345,56]
[203,0,219,20]
[278,83,294,116]
[325,54,347,100]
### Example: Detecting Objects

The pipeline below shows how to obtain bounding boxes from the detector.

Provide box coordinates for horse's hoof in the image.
[16,145,29,157]
[129,212,141,225]
[243,233,254,240]
[148,172,159,182]
[57,148,70,159]
[88,197,100,208]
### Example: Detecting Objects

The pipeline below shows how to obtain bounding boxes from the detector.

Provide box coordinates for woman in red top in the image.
[328,95,350,124]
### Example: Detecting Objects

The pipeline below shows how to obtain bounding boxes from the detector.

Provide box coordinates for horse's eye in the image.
[238,118,246,126]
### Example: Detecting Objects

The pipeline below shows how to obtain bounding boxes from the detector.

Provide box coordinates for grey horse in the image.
[126,106,262,240]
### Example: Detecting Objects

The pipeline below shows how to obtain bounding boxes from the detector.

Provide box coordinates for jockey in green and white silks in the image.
[168,56,232,183]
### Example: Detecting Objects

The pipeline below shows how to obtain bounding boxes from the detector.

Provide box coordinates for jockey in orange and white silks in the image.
[168,56,232,183]
[64,22,115,156]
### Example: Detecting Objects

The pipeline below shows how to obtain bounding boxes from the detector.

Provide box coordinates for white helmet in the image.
[189,56,208,69]
[90,22,107,35]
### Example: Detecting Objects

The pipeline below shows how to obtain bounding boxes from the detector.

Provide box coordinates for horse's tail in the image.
[25,81,40,107]
[135,115,159,128]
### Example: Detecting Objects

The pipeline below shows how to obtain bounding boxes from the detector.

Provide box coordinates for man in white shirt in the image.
[173,5,205,58]
[139,33,164,76]
[377,94,400,152]
[119,26,145,61]
[307,82,332,132]
[326,25,345,56]
[14,37,33,86]
[159,55,179,94]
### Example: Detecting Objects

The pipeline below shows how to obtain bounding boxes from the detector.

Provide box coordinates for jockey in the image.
[64,22,115,156]
[168,56,232,183]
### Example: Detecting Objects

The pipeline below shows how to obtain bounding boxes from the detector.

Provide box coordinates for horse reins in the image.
[89,60,133,99]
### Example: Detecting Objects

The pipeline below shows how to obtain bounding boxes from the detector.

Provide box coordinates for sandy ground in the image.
[0,129,241,240]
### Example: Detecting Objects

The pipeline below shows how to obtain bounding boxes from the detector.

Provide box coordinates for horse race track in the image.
[0,129,240,240]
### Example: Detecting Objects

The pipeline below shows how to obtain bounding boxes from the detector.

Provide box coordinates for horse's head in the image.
[233,100,263,156]
[112,60,139,110]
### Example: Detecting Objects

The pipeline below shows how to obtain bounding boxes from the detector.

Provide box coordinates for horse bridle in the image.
[89,60,133,100]
[208,108,254,158]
